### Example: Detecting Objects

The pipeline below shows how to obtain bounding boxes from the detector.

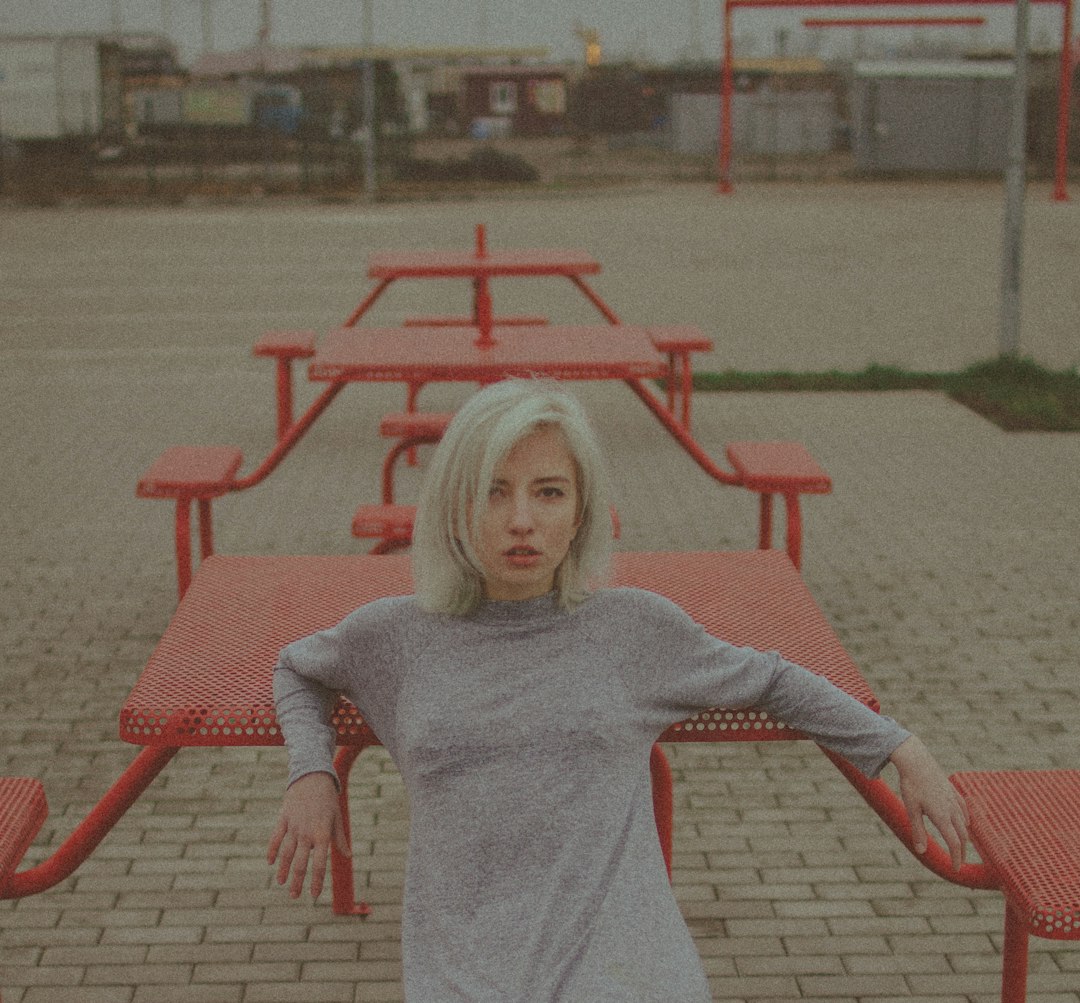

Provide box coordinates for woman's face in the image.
[473,426,581,602]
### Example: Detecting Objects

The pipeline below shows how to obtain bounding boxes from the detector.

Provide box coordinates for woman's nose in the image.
[507,492,534,531]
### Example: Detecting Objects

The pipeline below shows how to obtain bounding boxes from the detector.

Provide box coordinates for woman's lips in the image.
[504,547,541,567]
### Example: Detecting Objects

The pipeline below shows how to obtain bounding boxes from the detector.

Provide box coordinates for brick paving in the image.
[1,181,1079,1001]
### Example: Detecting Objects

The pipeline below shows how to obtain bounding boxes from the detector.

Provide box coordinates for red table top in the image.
[368,248,602,280]
[307,325,669,384]
[119,551,879,749]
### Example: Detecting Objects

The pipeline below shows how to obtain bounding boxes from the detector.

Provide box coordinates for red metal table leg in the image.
[274,358,294,442]
[784,492,803,570]
[405,381,422,466]
[758,494,774,551]
[1001,904,1030,1003]
[330,745,372,917]
[568,275,621,324]
[197,498,215,562]
[343,277,393,327]
[679,350,694,429]
[1,747,178,900]
[474,278,495,348]
[174,499,193,600]
[650,744,674,880]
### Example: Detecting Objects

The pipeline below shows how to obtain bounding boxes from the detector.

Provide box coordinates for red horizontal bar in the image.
[804,15,986,24]
[731,0,1063,8]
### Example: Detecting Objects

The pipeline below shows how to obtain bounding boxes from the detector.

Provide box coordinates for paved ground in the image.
[1,180,1079,1001]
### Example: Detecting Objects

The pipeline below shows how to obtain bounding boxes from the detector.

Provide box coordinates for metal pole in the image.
[361,0,377,199]
[1051,0,1073,201]
[1000,0,1030,357]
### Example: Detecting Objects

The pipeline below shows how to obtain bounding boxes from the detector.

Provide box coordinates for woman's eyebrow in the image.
[532,475,573,485]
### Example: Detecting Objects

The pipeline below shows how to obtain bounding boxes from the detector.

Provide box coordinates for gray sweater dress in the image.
[273,586,910,1002]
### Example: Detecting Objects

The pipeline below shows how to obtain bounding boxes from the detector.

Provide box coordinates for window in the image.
[490,81,518,115]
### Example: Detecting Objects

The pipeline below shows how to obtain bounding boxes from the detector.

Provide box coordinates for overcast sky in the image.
[0,0,1065,67]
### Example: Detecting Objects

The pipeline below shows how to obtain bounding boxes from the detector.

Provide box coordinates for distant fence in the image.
[0,135,372,202]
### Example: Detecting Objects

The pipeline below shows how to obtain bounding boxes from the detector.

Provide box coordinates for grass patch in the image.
[692,356,1080,432]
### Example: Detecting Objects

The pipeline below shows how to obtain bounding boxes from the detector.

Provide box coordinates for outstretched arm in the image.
[889,735,970,870]
[267,771,351,900]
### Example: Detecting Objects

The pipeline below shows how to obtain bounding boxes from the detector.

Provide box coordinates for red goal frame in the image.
[717,0,1075,200]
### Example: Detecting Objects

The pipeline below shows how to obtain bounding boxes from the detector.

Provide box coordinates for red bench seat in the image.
[0,777,48,893]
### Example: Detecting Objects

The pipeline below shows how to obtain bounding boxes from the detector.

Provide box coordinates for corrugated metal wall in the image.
[850,63,1013,174]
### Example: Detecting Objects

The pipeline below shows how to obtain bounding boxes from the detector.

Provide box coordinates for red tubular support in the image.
[344,277,394,327]
[625,378,742,487]
[475,222,487,257]
[381,432,445,504]
[1,747,178,900]
[174,499,193,599]
[758,494,774,550]
[650,744,674,880]
[1001,903,1031,1003]
[821,748,999,890]
[404,382,425,466]
[233,383,345,491]
[474,278,496,348]
[330,745,372,917]
[567,275,622,324]
[784,492,803,569]
[197,498,214,561]
[274,358,294,441]
[679,351,694,428]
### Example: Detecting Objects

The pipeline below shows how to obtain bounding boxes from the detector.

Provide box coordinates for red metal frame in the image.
[803,15,987,24]
[9,552,1080,1002]
[344,223,619,335]
[0,747,176,900]
[718,0,1074,201]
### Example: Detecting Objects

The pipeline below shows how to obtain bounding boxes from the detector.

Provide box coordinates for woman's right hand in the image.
[267,771,351,900]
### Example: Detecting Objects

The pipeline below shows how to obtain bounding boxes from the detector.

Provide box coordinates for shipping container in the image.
[0,36,104,139]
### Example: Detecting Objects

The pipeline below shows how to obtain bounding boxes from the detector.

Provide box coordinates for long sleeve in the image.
[272,595,416,789]
[608,588,911,778]
[273,651,342,788]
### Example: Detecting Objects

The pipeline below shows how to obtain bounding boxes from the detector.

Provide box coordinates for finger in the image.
[309,843,328,900]
[289,844,311,899]
[909,809,930,854]
[275,834,297,888]
[267,818,287,865]
[946,823,966,870]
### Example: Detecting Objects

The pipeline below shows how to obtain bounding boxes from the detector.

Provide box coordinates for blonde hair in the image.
[412,379,612,615]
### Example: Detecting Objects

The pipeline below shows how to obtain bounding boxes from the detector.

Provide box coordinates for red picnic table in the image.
[343,222,621,335]
[144,318,829,598]
[256,225,710,437]
[3,550,1075,1002]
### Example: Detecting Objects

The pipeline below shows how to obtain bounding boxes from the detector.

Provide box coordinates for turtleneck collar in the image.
[471,590,561,624]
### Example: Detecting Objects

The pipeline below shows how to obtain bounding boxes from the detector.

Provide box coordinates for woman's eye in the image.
[539,486,565,499]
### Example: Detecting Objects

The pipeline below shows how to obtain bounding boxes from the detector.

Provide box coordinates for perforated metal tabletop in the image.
[307,325,669,385]
[367,247,603,280]
[119,550,877,750]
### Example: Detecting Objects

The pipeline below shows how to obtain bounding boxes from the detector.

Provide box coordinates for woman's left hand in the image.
[889,735,970,870]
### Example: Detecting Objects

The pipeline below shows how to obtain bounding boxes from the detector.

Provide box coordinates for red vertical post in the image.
[197,499,214,561]
[274,358,293,441]
[329,745,371,917]
[1000,904,1030,1003]
[174,499,193,600]
[472,223,495,347]
[649,744,674,879]
[1052,0,1073,201]
[718,0,736,193]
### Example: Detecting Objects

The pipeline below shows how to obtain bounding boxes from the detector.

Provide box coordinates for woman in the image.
[269,378,968,1002]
